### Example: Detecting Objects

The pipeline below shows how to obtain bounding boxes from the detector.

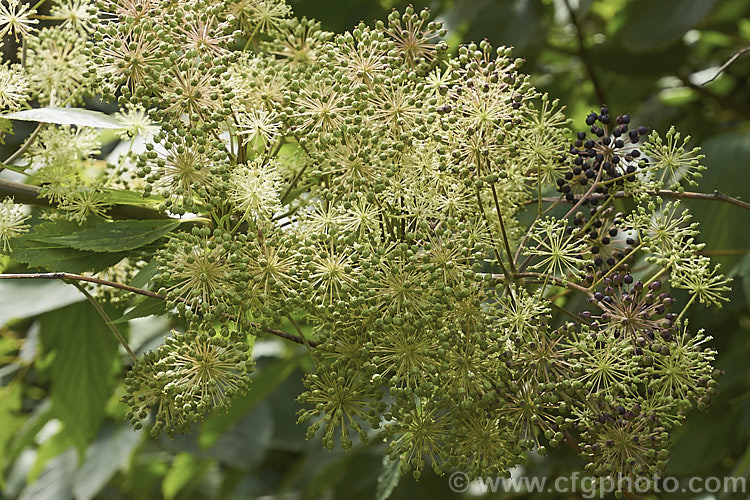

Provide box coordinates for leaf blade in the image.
[2,107,125,129]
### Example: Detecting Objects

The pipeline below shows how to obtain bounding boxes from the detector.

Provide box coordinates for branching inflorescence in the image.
[0,0,734,490]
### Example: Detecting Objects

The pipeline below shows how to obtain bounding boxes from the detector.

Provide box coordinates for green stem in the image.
[675,293,697,324]
[2,123,44,169]
[70,281,138,362]
[475,187,509,278]
[490,182,518,276]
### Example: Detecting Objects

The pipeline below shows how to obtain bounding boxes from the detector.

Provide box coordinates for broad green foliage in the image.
[0,0,748,498]
[39,302,119,453]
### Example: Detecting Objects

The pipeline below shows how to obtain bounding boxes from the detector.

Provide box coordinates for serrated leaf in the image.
[12,218,129,273]
[620,0,716,53]
[2,107,125,129]
[73,423,142,500]
[11,238,128,274]
[34,219,181,252]
[39,302,119,454]
[376,456,402,500]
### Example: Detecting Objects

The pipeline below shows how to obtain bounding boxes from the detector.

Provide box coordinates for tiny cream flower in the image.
[0,197,30,252]
[0,0,39,42]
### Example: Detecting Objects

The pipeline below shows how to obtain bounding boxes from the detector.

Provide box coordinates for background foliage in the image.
[1,0,749,498]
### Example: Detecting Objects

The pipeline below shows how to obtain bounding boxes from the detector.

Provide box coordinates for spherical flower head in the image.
[246,0,291,36]
[525,216,589,280]
[50,0,98,34]
[0,63,29,111]
[229,157,282,223]
[0,0,39,43]
[641,126,706,190]
[580,401,670,480]
[24,26,92,105]
[384,398,450,477]
[236,107,280,152]
[115,104,158,140]
[670,256,732,308]
[641,322,717,405]
[29,124,101,166]
[124,328,253,437]
[297,370,377,451]
[0,197,30,252]
[586,274,675,343]
[156,230,240,310]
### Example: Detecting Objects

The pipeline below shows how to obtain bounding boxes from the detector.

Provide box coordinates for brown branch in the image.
[527,189,750,211]
[703,46,750,84]
[677,74,750,115]
[562,0,607,106]
[0,272,317,347]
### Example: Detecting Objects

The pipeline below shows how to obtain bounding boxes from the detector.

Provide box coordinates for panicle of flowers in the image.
[0,0,731,487]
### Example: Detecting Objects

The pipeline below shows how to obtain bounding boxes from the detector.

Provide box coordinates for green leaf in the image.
[0,382,24,489]
[3,400,53,473]
[12,217,135,273]
[686,131,750,269]
[12,218,129,273]
[34,219,180,253]
[112,295,167,324]
[199,356,299,448]
[28,427,74,483]
[376,456,403,500]
[1,107,125,129]
[162,452,213,500]
[620,0,716,53]
[0,280,83,326]
[11,238,128,274]
[732,251,750,309]
[100,188,164,207]
[39,302,119,454]
[73,423,143,500]
[128,259,159,290]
